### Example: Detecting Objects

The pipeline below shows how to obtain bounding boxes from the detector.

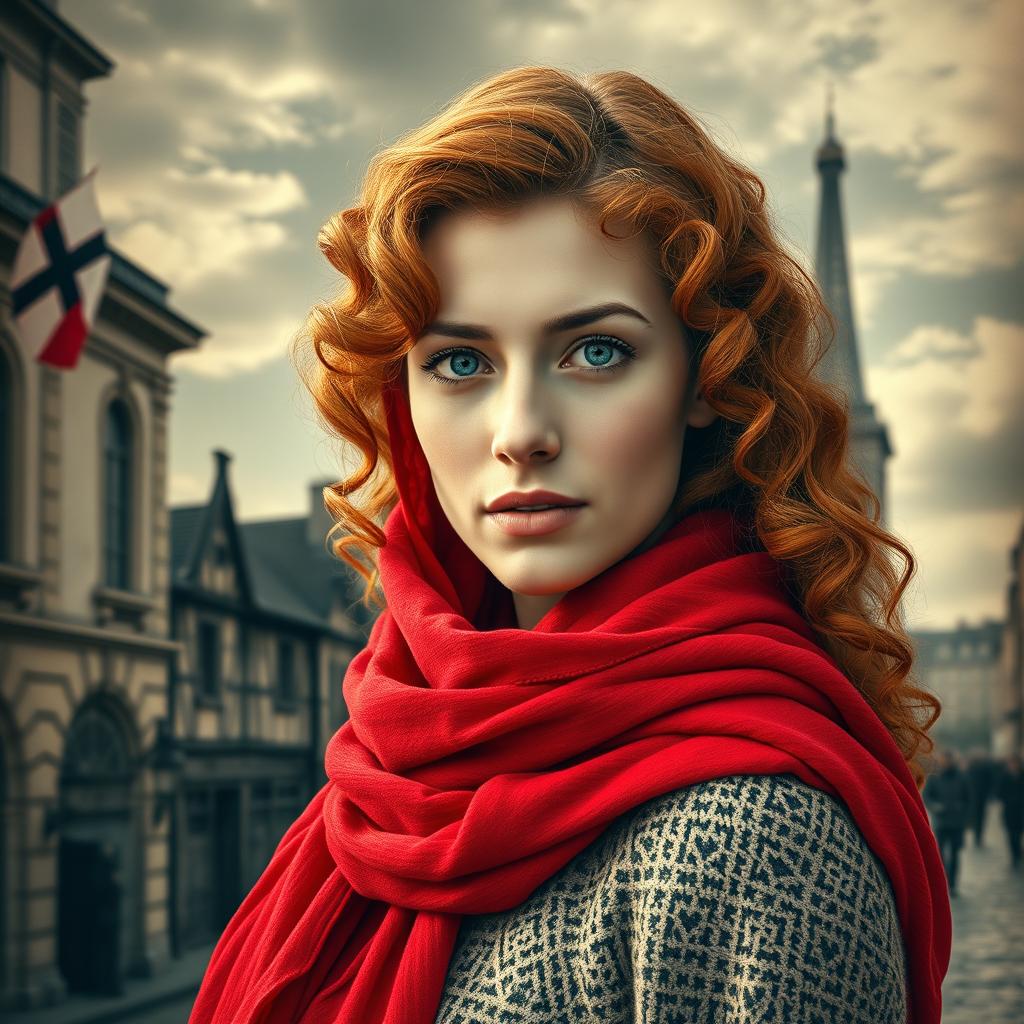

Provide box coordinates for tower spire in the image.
[812,84,893,522]
[814,84,862,404]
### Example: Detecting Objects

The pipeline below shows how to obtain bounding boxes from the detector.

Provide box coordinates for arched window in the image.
[0,352,9,563]
[103,399,133,590]
[63,705,131,781]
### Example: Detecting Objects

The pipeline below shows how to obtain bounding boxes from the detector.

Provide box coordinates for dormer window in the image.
[213,539,230,567]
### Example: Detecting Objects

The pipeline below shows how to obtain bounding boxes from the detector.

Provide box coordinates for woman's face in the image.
[406,194,717,629]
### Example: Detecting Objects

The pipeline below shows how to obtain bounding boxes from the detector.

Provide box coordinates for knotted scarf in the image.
[188,377,951,1023]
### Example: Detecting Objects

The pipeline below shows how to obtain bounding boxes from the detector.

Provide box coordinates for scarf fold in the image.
[189,378,951,1024]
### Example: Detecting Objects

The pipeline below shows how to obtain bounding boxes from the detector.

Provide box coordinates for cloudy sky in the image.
[62,0,1023,631]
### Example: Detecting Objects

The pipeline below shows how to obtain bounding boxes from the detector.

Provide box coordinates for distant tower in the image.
[813,84,893,525]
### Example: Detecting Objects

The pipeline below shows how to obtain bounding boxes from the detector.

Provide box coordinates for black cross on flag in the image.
[11,167,111,370]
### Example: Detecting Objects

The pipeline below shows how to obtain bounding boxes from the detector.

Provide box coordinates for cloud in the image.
[851,188,1024,284]
[894,506,1021,629]
[160,49,334,148]
[171,313,308,378]
[868,316,1023,626]
[100,162,306,288]
[883,323,981,364]
[163,165,307,217]
[874,316,1024,446]
[114,215,289,290]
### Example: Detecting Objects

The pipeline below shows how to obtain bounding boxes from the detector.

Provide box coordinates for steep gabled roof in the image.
[169,451,371,640]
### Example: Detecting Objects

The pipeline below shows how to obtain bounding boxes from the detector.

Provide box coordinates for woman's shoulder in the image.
[606,772,906,959]
[435,773,908,1024]
[597,772,908,1021]
[614,771,889,882]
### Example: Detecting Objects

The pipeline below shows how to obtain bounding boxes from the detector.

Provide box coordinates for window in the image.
[63,705,130,780]
[198,620,220,698]
[57,100,79,196]
[277,638,296,704]
[103,400,132,589]
[213,538,231,566]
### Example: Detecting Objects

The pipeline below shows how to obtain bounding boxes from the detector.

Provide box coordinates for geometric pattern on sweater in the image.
[433,773,908,1023]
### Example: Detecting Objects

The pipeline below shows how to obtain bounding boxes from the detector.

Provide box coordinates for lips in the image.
[486,504,586,537]
[484,489,585,513]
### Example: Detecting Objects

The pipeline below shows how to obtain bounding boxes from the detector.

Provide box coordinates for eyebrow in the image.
[420,301,652,341]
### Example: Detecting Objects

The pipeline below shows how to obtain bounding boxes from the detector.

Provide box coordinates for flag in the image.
[11,167,111,370]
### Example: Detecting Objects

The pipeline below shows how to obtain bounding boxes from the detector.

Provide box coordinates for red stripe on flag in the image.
[38,302,88,369]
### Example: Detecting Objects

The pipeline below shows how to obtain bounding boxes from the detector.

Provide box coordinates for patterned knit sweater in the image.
[433,773,908,1023]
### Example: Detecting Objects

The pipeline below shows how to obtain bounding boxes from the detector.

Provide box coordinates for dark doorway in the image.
[58,702,138,991]
[182,785,241,947]
[58,838,123,995]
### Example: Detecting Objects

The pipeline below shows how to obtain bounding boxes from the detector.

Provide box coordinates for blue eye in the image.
[419,334,637,386]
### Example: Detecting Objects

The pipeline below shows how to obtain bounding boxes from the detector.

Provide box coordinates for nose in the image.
[489,370,561,465]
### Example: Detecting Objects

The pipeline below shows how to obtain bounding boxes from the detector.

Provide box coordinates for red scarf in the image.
[189,380,951,1023]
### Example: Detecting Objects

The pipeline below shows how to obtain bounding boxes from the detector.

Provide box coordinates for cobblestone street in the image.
[940,801,1024,1023]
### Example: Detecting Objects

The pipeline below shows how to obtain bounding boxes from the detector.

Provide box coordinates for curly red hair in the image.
[290,65,941,789]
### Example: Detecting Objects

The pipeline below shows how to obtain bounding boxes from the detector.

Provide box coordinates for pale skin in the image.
[405,194,718,630]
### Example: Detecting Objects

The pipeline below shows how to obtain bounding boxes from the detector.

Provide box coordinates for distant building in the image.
[168,454,372,952]
[0,0,206,1008]
[912,620,1005,752]
[995,517,1024,757]
[812,93,893,525]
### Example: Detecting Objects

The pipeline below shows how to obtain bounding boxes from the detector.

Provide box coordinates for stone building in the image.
[167,457,371,952]
[911,619,1005,753]
[0,0,206,1007]
[812,95,893,525]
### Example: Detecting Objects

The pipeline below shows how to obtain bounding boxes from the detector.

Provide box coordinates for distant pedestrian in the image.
[965,747,997,847]
[924,748,972,896]
[995,753,1024,871]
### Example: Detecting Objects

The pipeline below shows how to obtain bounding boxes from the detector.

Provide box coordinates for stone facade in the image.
[912,620,1005,753]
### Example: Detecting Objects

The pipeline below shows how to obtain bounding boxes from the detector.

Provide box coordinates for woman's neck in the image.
[513,589,567,630]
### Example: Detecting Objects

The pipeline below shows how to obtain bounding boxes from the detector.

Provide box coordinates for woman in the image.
[189,66,951,1023]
